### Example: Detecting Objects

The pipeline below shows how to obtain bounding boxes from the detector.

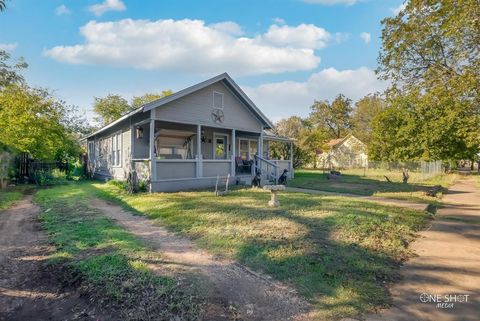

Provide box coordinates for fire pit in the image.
[263,185,286,207]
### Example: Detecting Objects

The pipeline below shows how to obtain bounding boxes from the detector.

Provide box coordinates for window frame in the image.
[213,91,224,110]
[213,132,229,160]
[111,132,122,167]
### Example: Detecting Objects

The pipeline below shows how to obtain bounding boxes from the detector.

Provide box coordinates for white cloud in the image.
[262,24,331,49]
[360,32,371,44]
[88,0,126,17]
[391,2,407,15]
[273,17,286,25]
[335,32,350,43]
[302,0,358,5]
[55,4,71,16]
[44,19,331,75]
[0,42,18,51]
[209,21,244,36]
[243,67,388,121]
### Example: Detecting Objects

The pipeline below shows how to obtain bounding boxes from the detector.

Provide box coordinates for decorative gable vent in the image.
[213,91,224,109]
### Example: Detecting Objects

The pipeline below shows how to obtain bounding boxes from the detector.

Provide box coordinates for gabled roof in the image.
[326,134,365,148]
[326,138,345,147]
[84,73,274,140]
[142,72,274,128]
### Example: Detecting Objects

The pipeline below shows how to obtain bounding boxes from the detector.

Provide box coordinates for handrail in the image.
[254,155,278,168]
[254,155,279,183]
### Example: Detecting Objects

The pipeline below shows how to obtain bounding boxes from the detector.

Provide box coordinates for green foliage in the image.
[0,85,82,161]
[31,168,69,186]
[34,184,200,320]
[0,49,27,88]
[92,181,430,319]
[31,169,53,186]
[0,190,22,210]
[93,94,132,126]
[372,0,480,161]
[0,148,14,187]
[93,91,173,127]
[351,94,385,145]
[310,94,353,139]
[271,116,314,167]
[131,90,173,108]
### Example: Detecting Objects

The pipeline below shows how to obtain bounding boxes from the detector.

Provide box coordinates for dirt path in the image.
[90,198,311,321]
[286,186,430,212]
[0,195,111,321]
[364,179,480,321]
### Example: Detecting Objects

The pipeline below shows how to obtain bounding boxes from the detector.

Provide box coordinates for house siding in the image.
[153,82,263,133]
[89,123,132,180]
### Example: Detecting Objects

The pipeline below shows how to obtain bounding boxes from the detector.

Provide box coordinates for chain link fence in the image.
[316,160,445,184]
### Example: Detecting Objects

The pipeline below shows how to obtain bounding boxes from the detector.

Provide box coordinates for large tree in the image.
[309,94,353,139]
[351,93,385,145]
[371,0,480,161]
[93,94,132,126]
[272,116,328,168]
[0,50,27,89]
[0,85,81,161]
[131,90,173,108]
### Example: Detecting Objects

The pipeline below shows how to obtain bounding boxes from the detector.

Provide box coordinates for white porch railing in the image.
[254,155,279,183]
[152,157,292,182]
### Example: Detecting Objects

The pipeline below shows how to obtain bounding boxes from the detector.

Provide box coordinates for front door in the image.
[214,134,229,159]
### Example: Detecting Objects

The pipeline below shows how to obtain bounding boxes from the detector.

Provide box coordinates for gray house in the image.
[84,73,294,192]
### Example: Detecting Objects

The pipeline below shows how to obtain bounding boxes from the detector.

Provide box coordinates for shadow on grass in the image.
[84,181,431,319]
[289,171,444,197]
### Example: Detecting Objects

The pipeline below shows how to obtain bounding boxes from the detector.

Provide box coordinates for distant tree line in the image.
[275,0,480,167]
[271,93,384,167]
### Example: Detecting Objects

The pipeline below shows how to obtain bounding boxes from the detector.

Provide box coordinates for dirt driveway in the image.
[365,179,480,321]
[0,195,111,321]
[90,198,311,321]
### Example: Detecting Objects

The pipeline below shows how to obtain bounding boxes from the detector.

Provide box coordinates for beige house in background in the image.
[317,135,368,169]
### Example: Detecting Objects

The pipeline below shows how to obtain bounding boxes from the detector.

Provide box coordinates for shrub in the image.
[32,169,53,186]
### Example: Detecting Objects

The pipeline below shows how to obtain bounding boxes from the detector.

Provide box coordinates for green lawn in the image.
[87,181,431,320]
[34,185,200,321]
[0,188,23,210]
[289,169,459,203]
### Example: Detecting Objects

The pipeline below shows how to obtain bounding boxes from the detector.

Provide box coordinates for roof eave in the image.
[82,107,144,140]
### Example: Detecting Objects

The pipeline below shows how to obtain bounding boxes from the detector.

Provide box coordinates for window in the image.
[88,141,95,161]
[239,139,249,160]
[111,133,122,166]
[213,91,224,109]
[249,140,258,159]
[239,139,258,160]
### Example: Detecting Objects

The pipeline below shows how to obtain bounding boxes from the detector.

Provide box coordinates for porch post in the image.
[290,141,294,178]
[149,115,156,190]
[196,125,203,177]
[258,130,263,158]
[231,129,236,176]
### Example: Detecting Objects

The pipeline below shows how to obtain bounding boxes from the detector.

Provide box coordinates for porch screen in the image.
[155,129,194,159]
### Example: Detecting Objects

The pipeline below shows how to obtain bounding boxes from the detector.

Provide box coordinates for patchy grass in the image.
[34,185,200,321]
[0,191,22,210]
[289,169,459,203]
[88,181,431,320]
[0,187,24,210]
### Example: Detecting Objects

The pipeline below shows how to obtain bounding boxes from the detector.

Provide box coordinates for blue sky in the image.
[0,0,405,123]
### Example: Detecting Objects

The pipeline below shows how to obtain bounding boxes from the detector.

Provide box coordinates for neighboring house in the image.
[84,73,293,192]
[317,135,368,169]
